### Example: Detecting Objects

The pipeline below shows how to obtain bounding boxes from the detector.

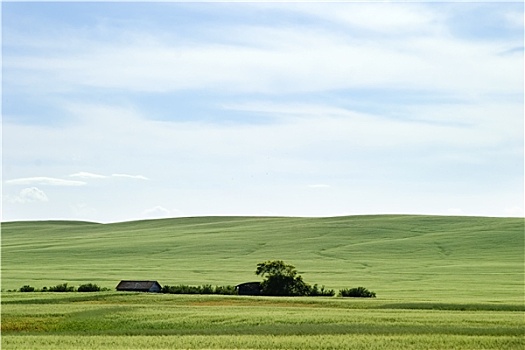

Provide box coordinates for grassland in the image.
[2,292,524,349]
[1,215,524,349]
[2,215,523,301]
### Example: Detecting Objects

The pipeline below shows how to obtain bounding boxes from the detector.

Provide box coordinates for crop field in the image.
[1,215,524,348]
[2,292,524,349]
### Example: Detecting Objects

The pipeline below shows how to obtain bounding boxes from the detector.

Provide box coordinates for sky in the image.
[2,1,524,223]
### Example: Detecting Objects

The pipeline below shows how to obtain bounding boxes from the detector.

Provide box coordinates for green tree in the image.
[255,260,311,296]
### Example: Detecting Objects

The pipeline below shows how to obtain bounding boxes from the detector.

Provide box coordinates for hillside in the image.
[1,215,523,302]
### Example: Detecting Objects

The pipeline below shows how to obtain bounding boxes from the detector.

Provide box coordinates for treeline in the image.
[13,283,237,294]
[161,283,336,296]
[161,284,237,295]
[13,282,375,298]
[16,283,110,293]
[11,260,376,298]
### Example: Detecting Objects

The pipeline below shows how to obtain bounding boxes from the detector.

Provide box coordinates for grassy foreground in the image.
[2,215,523,302]
[1,292,524,350]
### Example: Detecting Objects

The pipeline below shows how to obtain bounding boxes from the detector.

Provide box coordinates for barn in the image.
[235,282,262,295]
[116,280,162,293]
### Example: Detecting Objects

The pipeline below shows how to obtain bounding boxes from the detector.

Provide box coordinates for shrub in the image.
[201,284,214,294]
[162,284,200,294]
[19,285,35,292]
[308,284,335,297]
[339,286,376,298]
[48,283,76,292]
[213,285,236,295]
[78,283,101,292]
[161,284,237,295]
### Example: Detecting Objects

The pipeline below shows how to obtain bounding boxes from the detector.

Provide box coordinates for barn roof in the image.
[116,280,161,291]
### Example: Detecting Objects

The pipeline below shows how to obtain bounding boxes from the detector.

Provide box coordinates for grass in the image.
[1,293,524,349]
[2,215,523,302]
[1,215,524,349]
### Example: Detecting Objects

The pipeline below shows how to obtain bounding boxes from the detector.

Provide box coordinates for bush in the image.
[201,284,214,294]
[308,284,335,297]
[162,284,200,294]
[213,285,236,295]
[339,287,376,298]
[19,285,35,292]
[161,284,236,295]
[77,283,101,292]
[48,283,76,292]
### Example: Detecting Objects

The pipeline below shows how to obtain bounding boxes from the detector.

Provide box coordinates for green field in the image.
[2,292,524,350]
[1,215,524,349]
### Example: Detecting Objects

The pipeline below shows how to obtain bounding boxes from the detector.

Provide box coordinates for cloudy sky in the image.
[2,1,523,223]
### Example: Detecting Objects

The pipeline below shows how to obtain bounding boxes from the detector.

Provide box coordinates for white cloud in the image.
[4,5,521,97]
[290,2,444,34]
[12,187,49,203]
[69,171,148,181]
[111,174,149,180]
[70,172,107,179]
[5,177,86,187]
[142,206,182,219]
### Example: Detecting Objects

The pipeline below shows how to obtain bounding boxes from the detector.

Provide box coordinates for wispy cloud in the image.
[70,172,149,181]
[4,4,521,97]
[70,172,107,179]
[111,174,149,180]
[5,177,86,187]
[285,2,444,34]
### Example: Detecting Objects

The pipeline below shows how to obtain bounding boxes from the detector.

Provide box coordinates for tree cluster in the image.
[255,260,375,297]
[255,260,334,296]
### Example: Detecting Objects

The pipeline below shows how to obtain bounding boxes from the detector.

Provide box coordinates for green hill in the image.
[1,215,523,302]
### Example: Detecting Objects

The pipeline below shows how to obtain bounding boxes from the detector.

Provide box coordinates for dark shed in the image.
[116,280,162,293]
[235,282,262,296]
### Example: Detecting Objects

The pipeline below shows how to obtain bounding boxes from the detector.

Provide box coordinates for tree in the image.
[255,260,310,296]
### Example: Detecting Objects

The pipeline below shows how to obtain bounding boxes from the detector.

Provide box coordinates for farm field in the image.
[2,215,524,301]
[1,292,524,350]
[1,215,524,349]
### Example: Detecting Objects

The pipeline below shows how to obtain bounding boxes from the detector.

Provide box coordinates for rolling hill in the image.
[1,215,523,302]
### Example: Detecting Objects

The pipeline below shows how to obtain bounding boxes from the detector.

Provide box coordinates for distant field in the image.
[1,293,524,350]
[2,215,523,302]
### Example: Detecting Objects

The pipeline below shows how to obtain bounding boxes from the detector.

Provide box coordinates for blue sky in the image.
[2,1,523,222]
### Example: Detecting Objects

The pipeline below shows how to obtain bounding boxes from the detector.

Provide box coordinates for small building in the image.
[236,282,262,296]
[116,280,162,293]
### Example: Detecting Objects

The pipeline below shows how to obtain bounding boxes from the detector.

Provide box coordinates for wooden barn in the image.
[235,282,262,296]
[116,280,162,293]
